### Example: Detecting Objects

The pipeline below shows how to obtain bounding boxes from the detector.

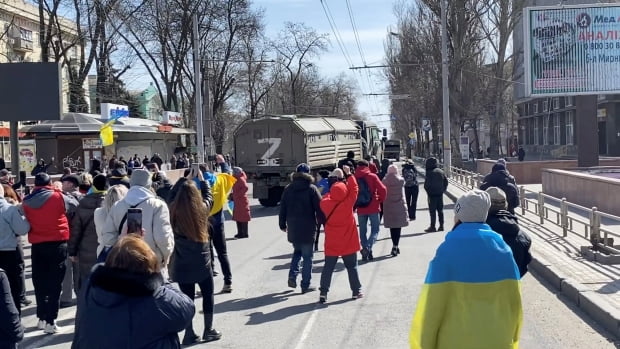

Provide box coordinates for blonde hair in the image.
[52,181,63,191]
[105,235,160,273]
[80,172,93,186]
[103,185,128,213]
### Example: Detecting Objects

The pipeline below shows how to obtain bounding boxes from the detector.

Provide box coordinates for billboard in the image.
[161,111,182,125]
[100,103,129,120]
[525,4,620,97]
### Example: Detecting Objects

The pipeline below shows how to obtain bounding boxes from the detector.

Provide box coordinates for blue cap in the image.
[296,163,310,173]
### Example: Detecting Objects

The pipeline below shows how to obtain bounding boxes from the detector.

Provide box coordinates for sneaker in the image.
[352,292,364,300]
[59,300,74,308]
[288,278,297,289]
[390,247,398,257]
[319,294,327,304]
[301,286,316,294]
[221,283,232,293]
[424,227,436,233]
[438,226,444,231]
[37,319,46,330]
[203,328,222,342]
[20,298,32,306]
[44,322,62,334]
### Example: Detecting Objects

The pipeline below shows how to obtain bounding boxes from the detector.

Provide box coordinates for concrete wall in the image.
[542,168,620,216]
[477,158,620,184]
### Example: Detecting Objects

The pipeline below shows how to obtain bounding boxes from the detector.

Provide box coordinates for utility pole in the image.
[192,14,205,163]
[441,0,451,175]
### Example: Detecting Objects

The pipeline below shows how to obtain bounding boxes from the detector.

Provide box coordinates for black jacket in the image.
[480,166,519,212]
[72,264,195,349]
[69,192,105,265]
[337,157,356,171]
[170,235,211,284]
[423,158,448,196]
[486,210,532,277]
[279,172,323,244]
[0,268,23,348]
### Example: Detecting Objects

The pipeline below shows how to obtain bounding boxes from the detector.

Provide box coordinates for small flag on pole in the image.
[99,107,129,147]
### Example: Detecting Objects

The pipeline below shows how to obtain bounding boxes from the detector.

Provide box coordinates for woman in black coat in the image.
[0,268,24,349]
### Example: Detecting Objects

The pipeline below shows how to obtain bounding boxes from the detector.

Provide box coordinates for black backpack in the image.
[355,177,372,208]
[403,168,417,187]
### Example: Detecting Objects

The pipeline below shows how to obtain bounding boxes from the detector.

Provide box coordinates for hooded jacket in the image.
[410,223,522,349]
[72,264,194,349]
[486,210,532,277]
[108,168,130,189]
[0,198,29,251]
[320,175,361,256]
[23,186,77,244]
[381,173,409,229]
[101,187,174,265]
[0,268,22,349]
[480,165,519,212]
[279,172,323,244]
[423,158,448,197]
[354,166,387,215]
[68,192,105,265]
[231,171,251,223]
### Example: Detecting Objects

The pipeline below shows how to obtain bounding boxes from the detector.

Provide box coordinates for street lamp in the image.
[441,0,451,175]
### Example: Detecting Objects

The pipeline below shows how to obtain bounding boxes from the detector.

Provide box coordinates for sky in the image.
[254,0,398,131]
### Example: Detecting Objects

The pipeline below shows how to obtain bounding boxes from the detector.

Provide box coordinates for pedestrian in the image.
[72,235,195,349]
[382,165,409,257]
[93,185,128,258]
[0,268,23,349]
[318,165,363,303]
[0,157,5,171]
[423,157,448,232]
[168,178,222,345]
[68,174,106,293]
[31,159,48,176]
[89,158,102,177]
[354,160,387,261]
[170,154,177,170]
[402,159,419,220]
[78,172,92,195]
[108,163,130,188]
[101,169,174,275]
[337,150,356,171]
[410,189,522,349]
[379,158,390,180]
[315,170,331,251]
[150,153,163,169]
[60,174,82,309]
[279,163,323,293]
[3,184,30,308]
[518,146,525,162]
[155,172,173,201]
[0,184,30,314]
[479,162,519,214]
[364,155,378,174]
[22,173,79,334]
[231,167,251,239]
[485,187,532,278]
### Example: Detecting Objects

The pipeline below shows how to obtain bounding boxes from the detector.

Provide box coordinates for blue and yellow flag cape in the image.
[209,173,236,216]
[410,223,522,349]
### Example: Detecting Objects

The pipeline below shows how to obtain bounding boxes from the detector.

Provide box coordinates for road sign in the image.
[422,119,432,132]
[389,94,411,100]
[459,135,469,160]
[408,132,416,139]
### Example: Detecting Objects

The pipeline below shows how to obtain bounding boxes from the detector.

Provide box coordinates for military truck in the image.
[234,115,363,207]
[354,120,384,161]
[384,139,402,160]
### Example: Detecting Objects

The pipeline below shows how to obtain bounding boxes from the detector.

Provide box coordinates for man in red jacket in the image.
[22,173,78,334]
[354,160,387,261]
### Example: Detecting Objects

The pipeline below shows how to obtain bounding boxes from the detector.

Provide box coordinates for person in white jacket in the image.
[101,169,174,270]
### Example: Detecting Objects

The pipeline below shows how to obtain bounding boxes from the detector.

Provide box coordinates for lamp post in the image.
[441,0,451,175]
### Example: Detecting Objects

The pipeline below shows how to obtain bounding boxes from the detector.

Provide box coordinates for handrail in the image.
[448,165,620,252]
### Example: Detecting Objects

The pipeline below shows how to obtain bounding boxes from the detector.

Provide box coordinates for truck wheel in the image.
[258,186,283,207]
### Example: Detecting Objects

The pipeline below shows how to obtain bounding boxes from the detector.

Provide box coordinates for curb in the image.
[437,175,620,338]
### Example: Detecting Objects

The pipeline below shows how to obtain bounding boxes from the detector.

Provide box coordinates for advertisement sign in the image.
[459,136,469,161]
[421,119,432,132]
[18,140,36,173]
[100,103,129,120]
[82,138,102,150]
[161,111,182,126]
[525,4,620,96]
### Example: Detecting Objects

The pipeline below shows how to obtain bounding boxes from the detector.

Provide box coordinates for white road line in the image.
[293,305,320,349]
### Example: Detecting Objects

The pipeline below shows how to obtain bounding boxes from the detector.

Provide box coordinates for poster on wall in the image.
[18,140,36,173]
[525,4,620,96]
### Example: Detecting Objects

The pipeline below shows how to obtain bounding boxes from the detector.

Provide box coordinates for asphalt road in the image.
[18,186,620,348]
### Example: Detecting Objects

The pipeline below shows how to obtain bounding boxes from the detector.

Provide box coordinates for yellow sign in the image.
[409,132,416,139]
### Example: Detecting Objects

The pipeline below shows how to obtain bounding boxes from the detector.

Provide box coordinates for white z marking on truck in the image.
[257,138,282,166]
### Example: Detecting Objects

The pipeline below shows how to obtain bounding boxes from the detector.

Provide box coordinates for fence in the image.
[448,166,620,254]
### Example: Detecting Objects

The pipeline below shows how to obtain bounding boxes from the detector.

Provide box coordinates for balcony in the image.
[13,38,33,52]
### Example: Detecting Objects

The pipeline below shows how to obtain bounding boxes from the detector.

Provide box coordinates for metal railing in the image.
[448,166,620,254]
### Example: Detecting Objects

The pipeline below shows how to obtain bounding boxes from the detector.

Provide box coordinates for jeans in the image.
[358,213,380,251]
[404,186,419,219]
[289,243,314,290]
[0,250,23,314]
[210,220,232,285]
[32,241,67,323]
[178,268,215,333]
[320,253,361,295]
[428,195,444,228]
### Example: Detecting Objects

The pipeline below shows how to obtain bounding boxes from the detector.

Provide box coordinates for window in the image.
[553,97,560,110]
[543,100,549,112]
[533,103,539,114]
[532,118,540,145]
[553,115,561,145]
[19,28,33,42]
[543,115,550,145]
[565,96,574,106]
[566,111,574,145]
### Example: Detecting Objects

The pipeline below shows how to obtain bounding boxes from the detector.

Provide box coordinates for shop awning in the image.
[0,127,25,138]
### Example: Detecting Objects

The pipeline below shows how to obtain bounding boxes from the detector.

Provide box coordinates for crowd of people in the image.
[0,153,252,348]
[0,146,533,348]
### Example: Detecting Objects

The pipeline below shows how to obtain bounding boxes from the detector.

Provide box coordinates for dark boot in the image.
[203,328,222,342]
[182,326,200,345]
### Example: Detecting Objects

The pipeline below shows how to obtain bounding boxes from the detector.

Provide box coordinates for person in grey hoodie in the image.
[0,185,30,314]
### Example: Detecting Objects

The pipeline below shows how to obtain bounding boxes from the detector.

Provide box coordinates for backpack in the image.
[403,168,418,187]
[355,176,372,208]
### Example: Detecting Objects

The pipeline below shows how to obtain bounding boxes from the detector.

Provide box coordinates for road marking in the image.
[293,304,320,349]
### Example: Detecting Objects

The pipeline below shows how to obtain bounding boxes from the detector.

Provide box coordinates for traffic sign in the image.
[408,132,416,139]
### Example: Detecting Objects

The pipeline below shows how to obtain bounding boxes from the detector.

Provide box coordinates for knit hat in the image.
[387,164,398,174]
[454,189,491,223]
[129,169,152,188]
[497,158,507,166]
[93,174,108,191]
[492,163,506,173]
[232,166,243,176]
[330,168,344,179]
[0,169,8,177]
[61,174,80,187]
[486,186,507,212]
[296,163,310,173]
[34,173,51,187]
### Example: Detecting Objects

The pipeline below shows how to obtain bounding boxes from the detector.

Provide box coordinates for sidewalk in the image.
[444,179,620,338]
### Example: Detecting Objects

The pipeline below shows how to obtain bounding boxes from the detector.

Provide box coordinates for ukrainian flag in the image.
[410,223,522,349]
[209,173,236,216]
[100,108,129,147]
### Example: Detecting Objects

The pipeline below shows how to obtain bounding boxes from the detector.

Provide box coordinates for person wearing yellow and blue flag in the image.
[410,189,522,349]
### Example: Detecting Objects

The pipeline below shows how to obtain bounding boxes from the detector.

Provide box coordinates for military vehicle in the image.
[354,120,384,161]
[384,139,402,160]
[234,115,363,206]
